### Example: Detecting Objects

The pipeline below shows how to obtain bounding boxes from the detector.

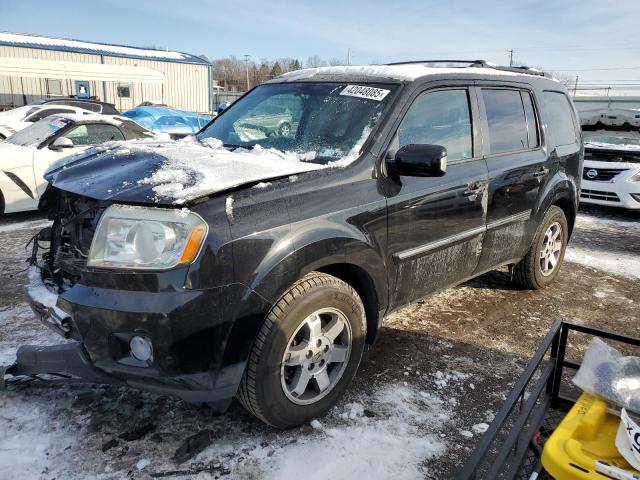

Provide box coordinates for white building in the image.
[0,32,213,113]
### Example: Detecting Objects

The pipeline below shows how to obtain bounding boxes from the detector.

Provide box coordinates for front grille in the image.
[582,167,627,182]
[585,150,640,164]
[580,189,620,202]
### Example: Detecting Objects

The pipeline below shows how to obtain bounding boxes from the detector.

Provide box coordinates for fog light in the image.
[130,336,153,362]
[631,193,640,203]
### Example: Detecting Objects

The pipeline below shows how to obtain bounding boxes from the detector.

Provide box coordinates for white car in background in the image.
[581,130,640,210]
[0,114,155,213]
[579,108,640,130]
[0,105,96,140]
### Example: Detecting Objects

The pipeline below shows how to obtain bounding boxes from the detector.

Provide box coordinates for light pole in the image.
[243,54,250,91]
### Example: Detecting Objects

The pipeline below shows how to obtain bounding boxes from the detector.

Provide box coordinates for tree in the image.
[270,61,283,77]
[306,55,327,68]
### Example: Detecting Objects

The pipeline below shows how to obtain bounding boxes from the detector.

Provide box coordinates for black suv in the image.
[8,61,583,429]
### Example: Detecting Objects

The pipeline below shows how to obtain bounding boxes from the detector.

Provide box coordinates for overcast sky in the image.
[2,0,640,93]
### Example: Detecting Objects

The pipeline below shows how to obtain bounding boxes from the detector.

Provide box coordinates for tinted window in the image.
[63,124,124,146]
[27,108,75,123]
[522,92,540,148]
[482,89,529,154]
[117,84,131,98]
[398,89,473,161]
[542,91,578,146]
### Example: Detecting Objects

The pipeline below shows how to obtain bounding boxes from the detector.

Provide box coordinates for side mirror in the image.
[388,144,447,177]
[50,137,74,150]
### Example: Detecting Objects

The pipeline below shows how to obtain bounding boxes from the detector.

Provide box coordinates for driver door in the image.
[385,86,489,309]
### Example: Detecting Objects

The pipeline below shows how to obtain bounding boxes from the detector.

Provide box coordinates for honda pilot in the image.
[5,61,583,429]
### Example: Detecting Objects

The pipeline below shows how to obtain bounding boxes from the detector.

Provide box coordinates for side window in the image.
[46,79,63,96]
[63,124,124,146]
[27,108,75,123]
[397,89,473,161]
[521,92,540,148]
[117,84,131,98]
[482,89,529,154]
[542,91,579,146]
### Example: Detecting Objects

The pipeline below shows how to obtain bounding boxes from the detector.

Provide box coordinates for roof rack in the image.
[385,59,546,77]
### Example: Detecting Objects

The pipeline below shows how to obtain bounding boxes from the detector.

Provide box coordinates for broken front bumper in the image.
[4,265,268,409]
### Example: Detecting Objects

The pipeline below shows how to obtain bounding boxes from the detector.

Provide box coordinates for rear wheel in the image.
[237,272,366,429]
[513,206,569,289]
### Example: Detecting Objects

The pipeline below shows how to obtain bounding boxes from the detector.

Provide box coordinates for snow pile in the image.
[257,384,449,479]
[135,139,326,204]
[566,214,640,279]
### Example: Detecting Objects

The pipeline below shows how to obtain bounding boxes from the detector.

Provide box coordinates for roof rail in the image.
[386,60,488,67]
[386,60,547,77]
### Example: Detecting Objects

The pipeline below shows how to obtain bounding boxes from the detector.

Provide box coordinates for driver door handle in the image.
[462,182,484,196]
[531,167,549,178]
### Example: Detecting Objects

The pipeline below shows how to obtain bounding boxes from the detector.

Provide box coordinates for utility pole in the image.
[243,54,250,91]
[573,75,579,96]
[506,48,515,67]
[346,48,351,66]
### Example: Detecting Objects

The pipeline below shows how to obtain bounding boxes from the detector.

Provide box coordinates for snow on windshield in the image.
[115,129,371,204]
[4,117,70,147]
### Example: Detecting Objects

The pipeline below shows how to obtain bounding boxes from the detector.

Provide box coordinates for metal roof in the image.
[0,32,210,65]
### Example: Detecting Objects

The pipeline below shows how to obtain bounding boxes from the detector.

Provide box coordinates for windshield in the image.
[584,131,640,148]
[5,116,71,147]
[0,105,39,123]
[198,82,396,164]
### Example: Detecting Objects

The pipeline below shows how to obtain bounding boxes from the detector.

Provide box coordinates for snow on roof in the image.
[279,64,542,82]
[0,32,209,65]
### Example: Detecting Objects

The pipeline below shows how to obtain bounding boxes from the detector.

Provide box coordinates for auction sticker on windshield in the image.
[340,85,390,101]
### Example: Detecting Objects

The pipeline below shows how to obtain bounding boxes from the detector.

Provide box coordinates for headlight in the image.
[88,205,208,270]
[631,171,640,182]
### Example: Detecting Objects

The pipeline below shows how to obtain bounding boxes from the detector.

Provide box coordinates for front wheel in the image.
[513,205,569,289]
[237,272,366,429]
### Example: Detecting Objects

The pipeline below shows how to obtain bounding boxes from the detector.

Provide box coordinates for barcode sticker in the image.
[340,85,390,101]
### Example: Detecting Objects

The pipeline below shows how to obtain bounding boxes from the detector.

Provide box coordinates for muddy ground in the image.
[0,205,638,479]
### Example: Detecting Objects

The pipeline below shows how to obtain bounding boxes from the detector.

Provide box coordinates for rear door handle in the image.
[531,167,549,178]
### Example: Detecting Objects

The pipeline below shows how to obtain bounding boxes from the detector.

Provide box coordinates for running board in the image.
[2,342,122,389]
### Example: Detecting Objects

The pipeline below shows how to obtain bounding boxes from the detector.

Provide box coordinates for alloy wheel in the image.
[281,307,352,405]
[539,221,563,276]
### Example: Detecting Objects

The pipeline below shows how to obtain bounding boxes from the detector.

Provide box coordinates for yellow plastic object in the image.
[542,393,640,479]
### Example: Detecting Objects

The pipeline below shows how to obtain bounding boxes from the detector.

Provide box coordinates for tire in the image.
[237,272,367,429]
[513,205,569,290]
[278,122,291,136]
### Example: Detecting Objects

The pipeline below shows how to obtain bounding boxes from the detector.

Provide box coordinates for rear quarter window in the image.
[542,91,579,146]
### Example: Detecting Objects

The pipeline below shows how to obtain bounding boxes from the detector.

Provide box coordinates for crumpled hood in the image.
[44,138,325,205]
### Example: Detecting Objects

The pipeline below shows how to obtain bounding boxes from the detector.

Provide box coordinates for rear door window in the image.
[63,124,124,145]
[542,91,579,146]
[482,89,530,154]
[398,89,473,161]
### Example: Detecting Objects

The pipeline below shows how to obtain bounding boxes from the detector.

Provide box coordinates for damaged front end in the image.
[3,189,122,390]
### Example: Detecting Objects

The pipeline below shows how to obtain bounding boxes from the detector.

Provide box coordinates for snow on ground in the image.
[565,213,640,279]
[0,219,51,234]
[565,247,640,279]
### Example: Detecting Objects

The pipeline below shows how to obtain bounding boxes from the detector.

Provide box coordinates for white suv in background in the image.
[581,130,640,209]
[0,105,94,139]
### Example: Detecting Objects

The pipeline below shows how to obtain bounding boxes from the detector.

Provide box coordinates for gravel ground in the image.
[0,204,638,479]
